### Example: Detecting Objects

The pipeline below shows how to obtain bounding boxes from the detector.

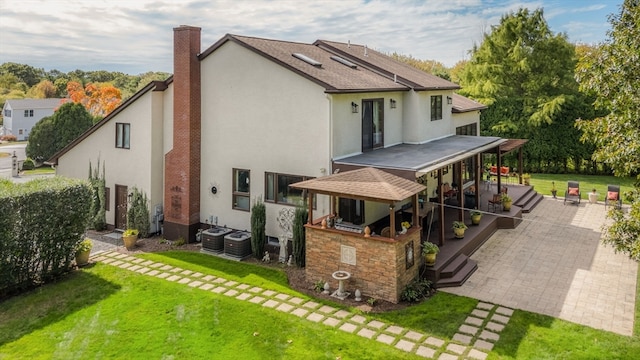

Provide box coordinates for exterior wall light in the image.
[351,102,359,113]
[447,96,453,105]
[390,99,397,108]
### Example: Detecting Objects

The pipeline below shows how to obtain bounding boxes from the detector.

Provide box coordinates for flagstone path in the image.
[93,250,514,359]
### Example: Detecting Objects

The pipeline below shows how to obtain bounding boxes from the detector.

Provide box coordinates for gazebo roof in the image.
[290,167,425,203]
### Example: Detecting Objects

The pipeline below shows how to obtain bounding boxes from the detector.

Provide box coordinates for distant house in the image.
[2,98,63,141]
[49,26,492,240]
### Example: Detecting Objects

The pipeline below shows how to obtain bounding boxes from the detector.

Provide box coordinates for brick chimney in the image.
[163,25,201,242]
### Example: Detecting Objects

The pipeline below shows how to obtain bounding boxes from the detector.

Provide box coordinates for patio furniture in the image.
[564,181,581,205]
[500,166,510,182]
[605,185,622,209]
[488,193,502,212]
[380,227,391,238]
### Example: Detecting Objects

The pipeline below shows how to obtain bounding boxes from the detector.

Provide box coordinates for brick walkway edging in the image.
[93,251,513,360]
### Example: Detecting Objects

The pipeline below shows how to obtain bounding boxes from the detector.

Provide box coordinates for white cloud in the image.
[0,0,617,74]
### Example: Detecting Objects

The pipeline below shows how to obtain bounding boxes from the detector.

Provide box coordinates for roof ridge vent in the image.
[330,55,357,69]
[292,53,322,67]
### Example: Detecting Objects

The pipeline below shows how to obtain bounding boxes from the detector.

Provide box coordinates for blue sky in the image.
[0,0,621,74]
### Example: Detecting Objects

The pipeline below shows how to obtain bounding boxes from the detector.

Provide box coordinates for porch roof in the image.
[333,135,508,175]
[290,167,425,203]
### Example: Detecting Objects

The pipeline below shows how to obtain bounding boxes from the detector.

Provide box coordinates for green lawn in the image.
[528,174,636,203]
[1,252,638,359]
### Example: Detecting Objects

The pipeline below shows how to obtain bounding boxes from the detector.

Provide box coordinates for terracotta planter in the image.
[425,253,437,266]
[123,234,138,250]
[453,227,465,239]
[75,250,90,266]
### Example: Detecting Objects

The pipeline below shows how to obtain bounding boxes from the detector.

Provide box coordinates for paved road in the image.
[0,143,27,179]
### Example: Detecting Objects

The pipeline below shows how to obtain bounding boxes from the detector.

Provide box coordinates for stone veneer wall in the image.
[305,225,422,304]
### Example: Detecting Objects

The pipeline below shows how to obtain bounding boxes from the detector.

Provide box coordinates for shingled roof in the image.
[290,167,425,203]
[200,34,461,94]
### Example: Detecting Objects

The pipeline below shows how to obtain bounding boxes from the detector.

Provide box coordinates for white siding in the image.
[200,41,331,237]
[56,91,165,232]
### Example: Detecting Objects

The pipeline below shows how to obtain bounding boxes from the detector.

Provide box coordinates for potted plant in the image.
[551,181,557,199]
[470,210,482,225]
[422,241,440,266]
[122,229,139,250]
[589,188,598,204]
[522,173,531,186]
[75,238,93,266]
[452,221,468,238]
[502,193,513,211]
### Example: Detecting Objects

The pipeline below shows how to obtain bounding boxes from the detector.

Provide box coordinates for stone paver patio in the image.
[442,197,637,336]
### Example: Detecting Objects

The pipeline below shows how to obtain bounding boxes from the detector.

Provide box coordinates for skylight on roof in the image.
[330,55,357,69]
[292,53,322,67]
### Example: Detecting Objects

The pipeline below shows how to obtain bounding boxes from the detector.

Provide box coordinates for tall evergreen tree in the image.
[460,8,578,127]
[576,0,640,261]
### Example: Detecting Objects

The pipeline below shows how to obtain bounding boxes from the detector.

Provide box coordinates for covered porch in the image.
[331,135,538,288]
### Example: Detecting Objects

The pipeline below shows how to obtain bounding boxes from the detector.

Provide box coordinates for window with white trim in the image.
[233,168,250,211]
[116,123,130,149]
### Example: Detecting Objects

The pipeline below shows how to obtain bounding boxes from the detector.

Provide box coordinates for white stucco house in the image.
[2,98,63,141]
[49,26,495,243]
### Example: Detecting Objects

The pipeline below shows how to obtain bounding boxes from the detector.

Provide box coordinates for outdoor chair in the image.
[380,227,391,238]
[564,181,581,205]
[500,166,510,182]
[605,185,622,209]
[488,193,502,212]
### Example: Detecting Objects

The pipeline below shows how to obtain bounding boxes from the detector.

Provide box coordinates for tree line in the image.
[0,63,169,121]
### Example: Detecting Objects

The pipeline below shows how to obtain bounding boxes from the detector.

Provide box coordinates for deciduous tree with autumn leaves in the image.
[64,81,122,119]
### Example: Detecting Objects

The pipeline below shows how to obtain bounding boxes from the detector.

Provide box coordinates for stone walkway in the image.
[442,197,637,336]
[93,250,514,359]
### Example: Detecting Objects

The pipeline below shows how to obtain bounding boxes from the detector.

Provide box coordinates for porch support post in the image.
[475,153,481,209]
[457,161,464,221]
[412,194,419,229]
[307,192,313,224]
[389,204,396,238]
[496,145,502,194]
[437,169,445,246]
[518,146,524,184]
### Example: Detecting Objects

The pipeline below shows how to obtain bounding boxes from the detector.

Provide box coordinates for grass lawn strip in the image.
[96,251,510,358]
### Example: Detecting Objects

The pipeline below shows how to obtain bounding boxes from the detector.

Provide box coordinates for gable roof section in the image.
[290,167,425,203]
[451,93,487,113]
[4,98,64,110]
[46,79,171,165]
[200,34,407,94]
[315,40,460,91]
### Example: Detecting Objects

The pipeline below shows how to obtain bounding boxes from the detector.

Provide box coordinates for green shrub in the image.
[88,159,107,231]
[0,177,92,297]
[400,278,434,303]
[21,158,35,170]
[126,187,150,238]
[250,197,266,259]
[292,206,308,267]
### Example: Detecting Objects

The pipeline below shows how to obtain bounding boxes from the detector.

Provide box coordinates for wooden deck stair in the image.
[423,184,545,288]
[513,187,544,213]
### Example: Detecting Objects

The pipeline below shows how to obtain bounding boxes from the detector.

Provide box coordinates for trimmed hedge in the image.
[0,177,92,297]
